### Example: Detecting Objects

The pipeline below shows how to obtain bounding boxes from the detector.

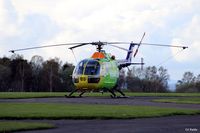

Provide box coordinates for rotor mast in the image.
[92,41,105,52]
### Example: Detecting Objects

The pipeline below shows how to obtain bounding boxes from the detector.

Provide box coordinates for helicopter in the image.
[9,33,188,98]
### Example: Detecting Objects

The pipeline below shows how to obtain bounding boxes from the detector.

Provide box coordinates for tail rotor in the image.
[134,32,146,57]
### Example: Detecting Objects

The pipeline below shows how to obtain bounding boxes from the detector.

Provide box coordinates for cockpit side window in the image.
[75,60,87,75]
[84,60,100,75]
[74,59,100,75]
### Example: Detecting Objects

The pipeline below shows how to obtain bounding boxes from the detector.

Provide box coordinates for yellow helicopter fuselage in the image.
[72,52,119,90]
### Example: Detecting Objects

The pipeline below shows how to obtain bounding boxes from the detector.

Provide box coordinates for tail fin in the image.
[125,32,146,63]
[118,44,144,70]
[125,43,136,63]
[117,33,146,70]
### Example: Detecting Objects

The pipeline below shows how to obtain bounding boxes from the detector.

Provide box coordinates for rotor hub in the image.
[92,41,106,52]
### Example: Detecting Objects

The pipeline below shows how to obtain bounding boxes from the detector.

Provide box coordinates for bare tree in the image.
[41,58,62,92]
[176,71,198,92]
[182,72,195,83]
[30,55,44,91]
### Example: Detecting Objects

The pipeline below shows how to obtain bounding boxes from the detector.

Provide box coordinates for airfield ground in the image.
[0,93,200,133]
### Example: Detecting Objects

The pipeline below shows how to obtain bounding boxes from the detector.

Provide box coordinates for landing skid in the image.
[108,88,128,98]
[65,89,86,98]
[65,88,128,98]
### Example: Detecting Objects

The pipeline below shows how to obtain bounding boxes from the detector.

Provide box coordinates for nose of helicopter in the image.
[73,75,101,90]
[79,75,88,83]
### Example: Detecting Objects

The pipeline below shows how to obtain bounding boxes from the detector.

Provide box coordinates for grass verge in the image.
[153,97,200,104]
[0,92,200,99]
[87,92,200,97]
[0,103,199,119]
[0,121,55,133]
[0,92,65,99]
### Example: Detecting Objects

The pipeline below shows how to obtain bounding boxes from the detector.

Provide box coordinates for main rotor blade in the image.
[107,42,130,44]
[141,43,188,49]
[107,44,130,52]
[9,43,85,53]
[68,41,132,50]
[107,42,188,49]
[68,43,90,50]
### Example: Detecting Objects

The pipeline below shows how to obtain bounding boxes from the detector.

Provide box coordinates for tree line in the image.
[0,55,74,92]
[0,55,199,92]
[119,66,170,92]
[176,72,200,92]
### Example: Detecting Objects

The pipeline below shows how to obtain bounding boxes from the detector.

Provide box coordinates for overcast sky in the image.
[0,0,200,81]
